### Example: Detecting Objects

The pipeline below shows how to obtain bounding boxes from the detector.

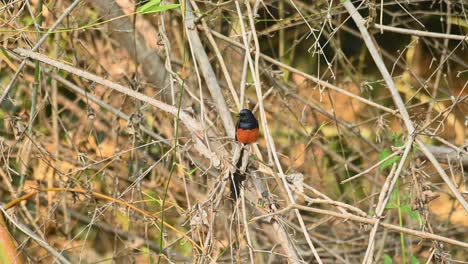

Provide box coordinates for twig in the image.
[241,190,255,264]
[52,71,170,144]
[362,158,398,263]
[417,145,468,168]
[271,219,302,263]
[301,196,368,217]
[341,148,402,184]
[250,170,302,263]
[373,24,468,41]
[6,48,170,145]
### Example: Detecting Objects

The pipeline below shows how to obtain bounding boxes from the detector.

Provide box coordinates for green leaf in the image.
[21,16,34,27]
[412,144,419,154]
[385,202,397,209]
[187,167,197,176]
[403,193,411,201]
[144,191,162,207]
[383,254,393,264]
[410,255,421,264]
[379,148,400,170]
[137,0,180,14]
[385,187,399,210]
[401,204,421,222]
[187,167,197,180]
[137,0,161,12]
[0,47,10,58]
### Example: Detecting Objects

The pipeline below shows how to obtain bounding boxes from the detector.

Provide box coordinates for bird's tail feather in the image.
[230,148,246,200]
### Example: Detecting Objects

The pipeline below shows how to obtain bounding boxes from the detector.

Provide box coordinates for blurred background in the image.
[0,0,466,263]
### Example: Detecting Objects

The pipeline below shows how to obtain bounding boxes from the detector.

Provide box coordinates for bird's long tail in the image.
[230,148,246,200]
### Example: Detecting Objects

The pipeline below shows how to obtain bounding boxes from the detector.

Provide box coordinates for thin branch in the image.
[363,137,413,263]
[341,148,402,184]
[417,145,468,168]
[241,190,255,264]
[373,23,468,41]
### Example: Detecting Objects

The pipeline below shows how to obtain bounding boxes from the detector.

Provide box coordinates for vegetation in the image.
[0,0,466,263]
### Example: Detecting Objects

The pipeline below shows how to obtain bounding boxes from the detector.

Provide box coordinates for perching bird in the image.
[230,109,259,200]
[235,109,259,144]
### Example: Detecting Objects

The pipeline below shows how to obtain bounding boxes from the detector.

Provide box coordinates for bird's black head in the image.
[237,109,258,129]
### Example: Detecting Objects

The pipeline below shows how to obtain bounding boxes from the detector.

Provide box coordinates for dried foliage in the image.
[0,0,467,263]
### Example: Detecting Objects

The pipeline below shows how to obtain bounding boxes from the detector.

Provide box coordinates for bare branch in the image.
[374,24,468,41]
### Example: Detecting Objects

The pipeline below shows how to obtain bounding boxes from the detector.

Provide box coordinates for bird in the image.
[231,109,259,200]
[235,109,259,144]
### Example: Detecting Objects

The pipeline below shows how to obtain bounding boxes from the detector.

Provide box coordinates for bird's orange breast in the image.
[236,128,259,144]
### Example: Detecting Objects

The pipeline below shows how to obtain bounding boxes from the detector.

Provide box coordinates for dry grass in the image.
[0,0,467,263]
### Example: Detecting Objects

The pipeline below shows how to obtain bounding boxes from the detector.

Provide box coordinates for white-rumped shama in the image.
[235,109,259,144]
[231,109,259,200]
